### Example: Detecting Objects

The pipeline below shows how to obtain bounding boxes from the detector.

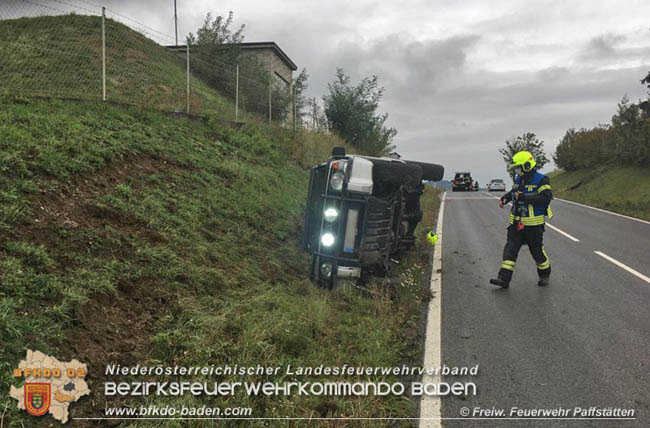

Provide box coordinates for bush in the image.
[553,94,650,170]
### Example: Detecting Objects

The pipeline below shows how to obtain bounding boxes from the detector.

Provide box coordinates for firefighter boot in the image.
[537,276,550,287]
[489,277,510,289]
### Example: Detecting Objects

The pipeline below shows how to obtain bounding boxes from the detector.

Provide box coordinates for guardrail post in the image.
[268,83,272,124]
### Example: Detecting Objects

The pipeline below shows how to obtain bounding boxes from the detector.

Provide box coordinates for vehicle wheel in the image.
[407,161,444,181]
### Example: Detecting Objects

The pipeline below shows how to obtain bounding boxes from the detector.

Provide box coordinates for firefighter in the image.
[490,151,553,289]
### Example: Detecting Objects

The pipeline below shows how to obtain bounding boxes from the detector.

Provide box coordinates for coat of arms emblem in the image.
[24,383,51,416]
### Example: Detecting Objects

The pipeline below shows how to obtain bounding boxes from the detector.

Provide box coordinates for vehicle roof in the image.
[454,171,471,174]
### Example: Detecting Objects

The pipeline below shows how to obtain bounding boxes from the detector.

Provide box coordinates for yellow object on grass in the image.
[427,231,438,245]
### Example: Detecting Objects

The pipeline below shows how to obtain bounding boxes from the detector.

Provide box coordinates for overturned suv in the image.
[302,147,444,289]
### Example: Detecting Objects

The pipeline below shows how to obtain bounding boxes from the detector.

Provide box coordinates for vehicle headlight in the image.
[321,232,335,247]
[329,172,345,191]
[324,208,338,223]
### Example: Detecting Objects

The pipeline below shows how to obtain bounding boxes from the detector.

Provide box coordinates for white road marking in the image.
[482,191,501,200]
[556,198,650,226]
[420,192,445,428]
[545,223,580,242]
[446,196,494,200]
[594,251,650,285]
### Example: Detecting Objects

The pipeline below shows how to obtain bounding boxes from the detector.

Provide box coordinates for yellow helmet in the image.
[509,151,536,173]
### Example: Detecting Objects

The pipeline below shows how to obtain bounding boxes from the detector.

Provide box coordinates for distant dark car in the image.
[452,172,473,191]
[487,178,506,192]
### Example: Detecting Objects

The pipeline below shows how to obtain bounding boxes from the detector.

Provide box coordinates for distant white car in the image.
[487,178,506,192]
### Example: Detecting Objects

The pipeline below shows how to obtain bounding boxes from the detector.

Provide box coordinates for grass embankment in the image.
[548,167,650,221]
[0,14,239,119]
[0,95,440,427]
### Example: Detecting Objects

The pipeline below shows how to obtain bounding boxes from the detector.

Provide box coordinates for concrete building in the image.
[238,42,297,92]
[166,41,297,92]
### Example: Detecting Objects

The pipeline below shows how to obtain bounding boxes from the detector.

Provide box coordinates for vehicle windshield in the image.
[491,179,504,183]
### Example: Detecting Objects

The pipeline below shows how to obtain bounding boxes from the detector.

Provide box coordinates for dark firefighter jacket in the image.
[501,171,553,226]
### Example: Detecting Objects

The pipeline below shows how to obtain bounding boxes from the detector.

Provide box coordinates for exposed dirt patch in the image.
[3,155,183,426]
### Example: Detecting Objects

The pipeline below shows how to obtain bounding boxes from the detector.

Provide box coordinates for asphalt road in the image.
[437,191,650,427]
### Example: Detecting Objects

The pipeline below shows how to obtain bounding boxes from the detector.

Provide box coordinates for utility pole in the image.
[174,0,178,46]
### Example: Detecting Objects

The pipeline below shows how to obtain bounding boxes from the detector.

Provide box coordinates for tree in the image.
[187,11,245,46]
[307,97,328,132]
[642,71,650,91]
[611,96,649,165]
[187,12,292,120]
[553,128,578,171]
[640,71,650,115]
[323,69,396,156]
[292,68,309,128]
[499,132,550,173]
[187,12,246,103]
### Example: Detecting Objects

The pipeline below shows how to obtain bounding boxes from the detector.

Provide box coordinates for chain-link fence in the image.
[0,0,296,124]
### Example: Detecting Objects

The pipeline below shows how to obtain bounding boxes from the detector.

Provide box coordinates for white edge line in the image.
[420,191,445,428]
[594,251,650,284]
[545,223,580,242]
[556,198,650,226]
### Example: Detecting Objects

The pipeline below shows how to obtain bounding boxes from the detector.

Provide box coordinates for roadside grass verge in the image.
[0,95,440,427]
[548,167,650,221]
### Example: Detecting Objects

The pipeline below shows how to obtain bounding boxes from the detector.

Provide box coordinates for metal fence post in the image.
[235,64,239,122]
[293,85,296,132]
[186,43,190,115]
[268,83,272,124]
[101,7,106,101]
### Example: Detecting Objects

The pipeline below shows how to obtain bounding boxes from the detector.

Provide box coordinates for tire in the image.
[405,161,444,181]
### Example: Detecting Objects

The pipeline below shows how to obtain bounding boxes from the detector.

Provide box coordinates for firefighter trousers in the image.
[498,224,551,282]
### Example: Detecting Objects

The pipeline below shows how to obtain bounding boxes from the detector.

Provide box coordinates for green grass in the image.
[0,14,242,120]
[548,167,650,220]
[0,95,439,426]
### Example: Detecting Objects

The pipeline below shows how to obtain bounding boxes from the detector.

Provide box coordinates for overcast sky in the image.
[10,0,650,183]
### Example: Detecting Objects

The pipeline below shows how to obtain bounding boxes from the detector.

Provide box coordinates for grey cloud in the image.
[580,33,626,61]
[330,33,480,102]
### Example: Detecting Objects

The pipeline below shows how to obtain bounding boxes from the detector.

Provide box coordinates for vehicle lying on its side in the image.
[302,147,444,289]
[487,178,506,192]
[452,172,473,191]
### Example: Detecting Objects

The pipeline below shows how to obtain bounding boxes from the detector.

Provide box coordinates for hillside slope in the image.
[0,14,237,118]
[0,95,438,426]
[548,167,650,220]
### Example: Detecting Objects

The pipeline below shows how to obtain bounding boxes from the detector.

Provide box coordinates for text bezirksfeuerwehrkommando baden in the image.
[104,364,478,397]
[105,364,478,377]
